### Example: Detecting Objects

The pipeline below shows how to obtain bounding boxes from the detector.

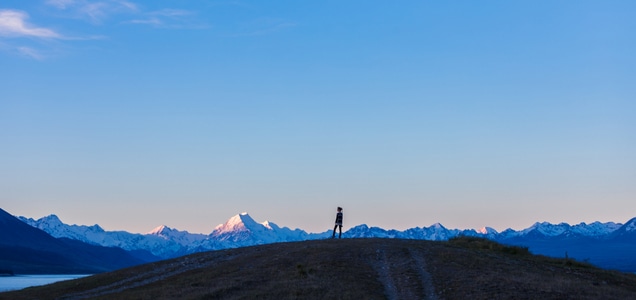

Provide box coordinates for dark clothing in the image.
[332,211,343,238]
[335,212,343,225]
[333,224,342,238]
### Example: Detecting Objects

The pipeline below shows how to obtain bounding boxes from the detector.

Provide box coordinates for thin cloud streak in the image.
[46,0,77,9]
[17,46,45,60]
[225,18,296,37]
[125,9,206,29]
[149,9,192,18]
[1,2,206,59]
[46,0,138,24]
[0,10,61,38]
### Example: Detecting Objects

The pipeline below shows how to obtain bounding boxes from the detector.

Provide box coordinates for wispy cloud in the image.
[150,9,190,18]
[209,1,255,10]
[46,0,138,24]
[0,9,61,38]
[46,0,77,9]
[17,46,45,60]
[230,18,296,37]
[45,1,200,29]
[2,1,205,59]
[0,41,52,61]
[126,9,206,29]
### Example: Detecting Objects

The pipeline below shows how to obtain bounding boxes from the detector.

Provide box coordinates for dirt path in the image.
[370,243,438,300]
[409,248,438,300]
[372,248,399,300]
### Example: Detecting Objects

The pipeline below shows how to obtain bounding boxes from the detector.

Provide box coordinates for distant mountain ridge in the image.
[16,211,636,272]
[0,208,152,274]
[17,212,328,259]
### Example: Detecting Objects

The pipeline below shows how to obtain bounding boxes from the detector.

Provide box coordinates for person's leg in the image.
[332,225,338,238]
[338,225,342,238]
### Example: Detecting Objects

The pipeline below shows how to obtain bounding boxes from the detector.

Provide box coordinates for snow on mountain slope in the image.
[570,221,622,236]
[520,222,571,237]
[19,215,192,258]
[212,212,259,234]
[18,212,633,261]
[512,221,622,238]
[200,212,311,249]
[403,223,464,241]
[624,218,636,232]
[346,224,393,238]
[17,212,321,257]
[19,215,113,244]
[147,225,207,245]
[346,223,488,241]
[478,227,498,235]
[610,217,636,240]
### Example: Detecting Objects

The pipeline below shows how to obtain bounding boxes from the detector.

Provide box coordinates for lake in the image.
[0,274,91,292]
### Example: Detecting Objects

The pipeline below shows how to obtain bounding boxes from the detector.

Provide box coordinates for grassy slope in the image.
[2,238,636,300]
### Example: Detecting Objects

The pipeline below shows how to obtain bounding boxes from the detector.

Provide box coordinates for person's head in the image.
[337,207,342,212]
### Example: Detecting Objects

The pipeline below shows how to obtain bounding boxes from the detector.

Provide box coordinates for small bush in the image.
[448,236,530,256]
[562,252,594,269]
[296,264,308,278]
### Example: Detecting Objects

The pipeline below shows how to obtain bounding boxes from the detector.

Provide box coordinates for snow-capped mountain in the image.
[496,218,636,272]
[403,223,466,240]
[20,213,626,251]
[147,225,208,245]
[0,208,150,274]
[622,217,636,232]
[17,212,326,258]
[346,223,474,240]
[19,215,193,258]
[571,221,622,237]
[345,220,623,242]
[212,212,258,234]
[477,226,498,235]
[519,222,573,237]
[196,212,327,250]
[509,221,622,238]
[345,224,400,238]
[16,212,635,272]
[19,214,107,242]
[609,217,636,242]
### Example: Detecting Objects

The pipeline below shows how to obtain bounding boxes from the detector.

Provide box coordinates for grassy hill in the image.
[2,238,636,299]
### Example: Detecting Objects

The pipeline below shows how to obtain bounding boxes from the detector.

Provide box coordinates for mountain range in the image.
[0,208,153,274]
[14,210,636,272]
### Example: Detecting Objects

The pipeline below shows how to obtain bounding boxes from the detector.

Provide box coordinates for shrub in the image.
[447,236,530,256]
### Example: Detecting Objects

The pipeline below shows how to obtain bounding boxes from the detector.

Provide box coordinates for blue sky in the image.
[2,1,635,234]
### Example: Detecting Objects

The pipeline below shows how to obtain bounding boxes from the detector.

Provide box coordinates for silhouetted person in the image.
[332,207,343,238]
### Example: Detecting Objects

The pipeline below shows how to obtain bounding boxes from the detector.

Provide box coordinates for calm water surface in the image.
[0,275,90,292]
